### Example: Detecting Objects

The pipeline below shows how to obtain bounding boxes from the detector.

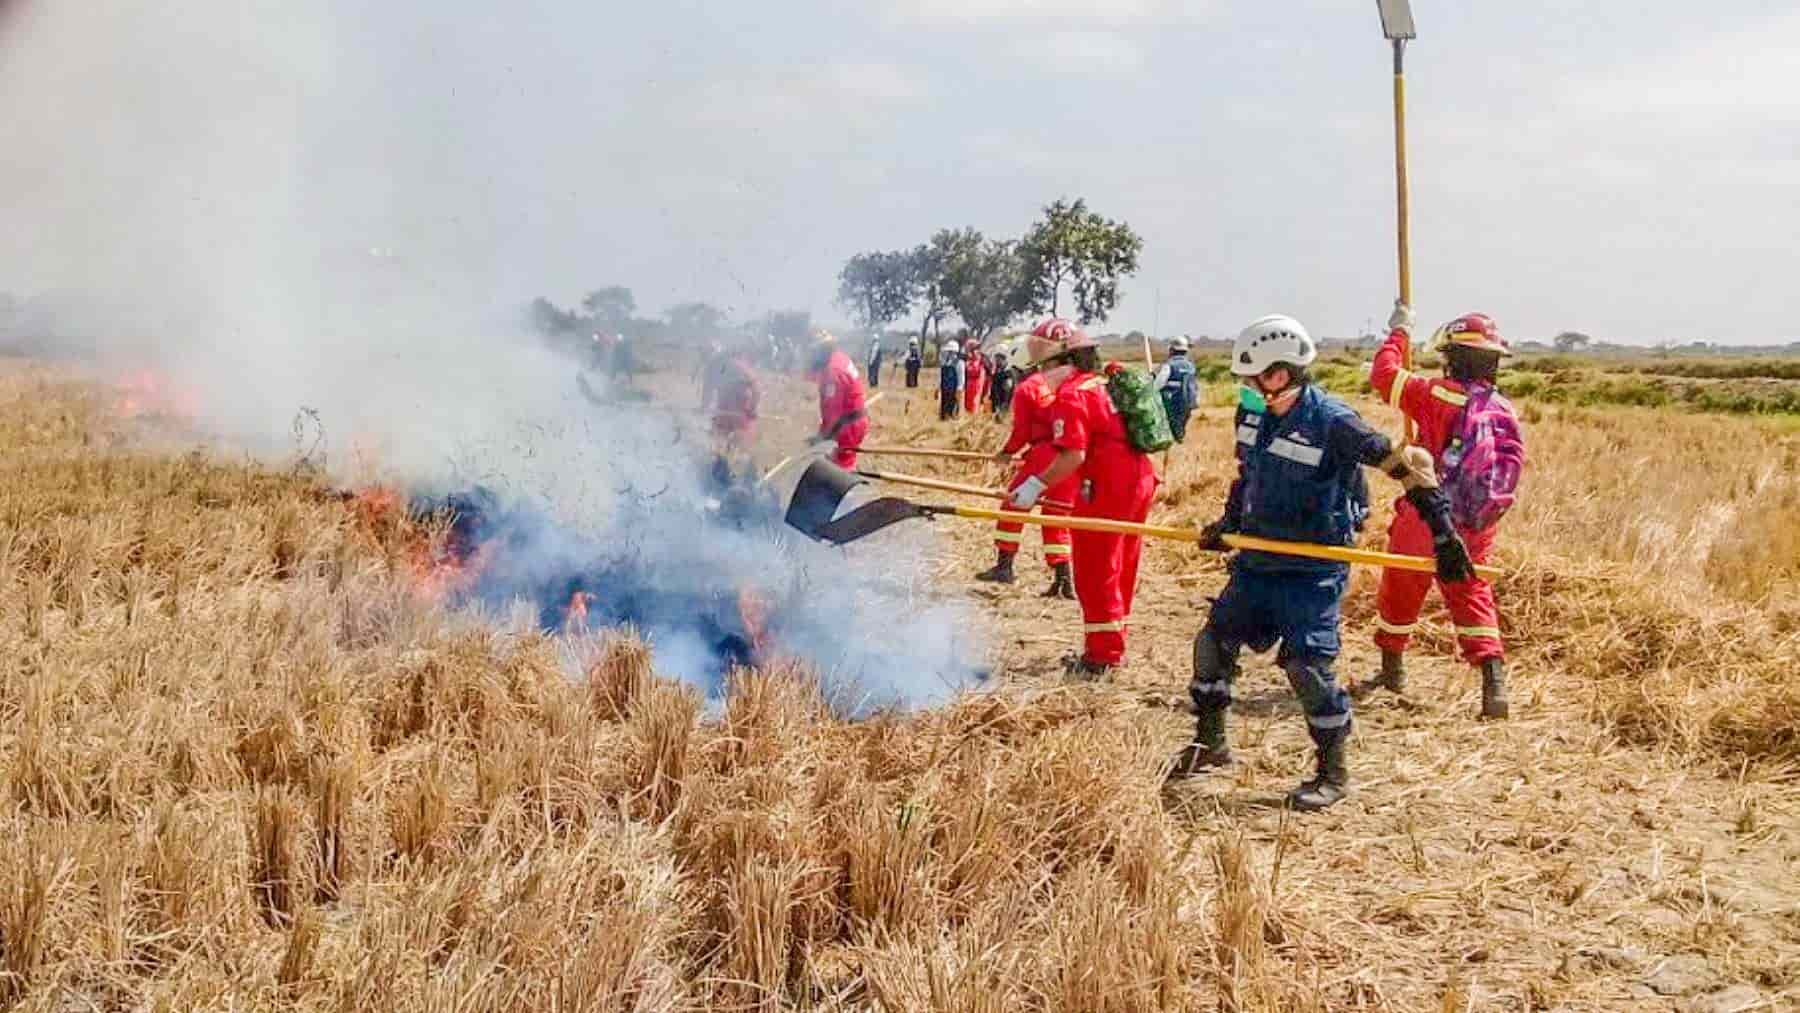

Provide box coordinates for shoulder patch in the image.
[1053,418,1065,439]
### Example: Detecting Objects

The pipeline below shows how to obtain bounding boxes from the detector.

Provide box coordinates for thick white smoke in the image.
[0,0,988,707]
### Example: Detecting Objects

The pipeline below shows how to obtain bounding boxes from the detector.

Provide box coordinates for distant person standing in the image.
[938,339,963,420]
[989,350,1016,415]
[1154,336,1200,442]
[904,338,923,388]
[867,338,884,388]
[961,338,986,417]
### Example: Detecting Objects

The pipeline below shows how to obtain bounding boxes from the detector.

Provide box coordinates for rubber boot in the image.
[1167,709,1233,782]
[1062,654,1113,682]
[1479,657,1510,720]
[975,550,1017,584]
[1041,562,1075,600]
[1288,735,1349,812]
[1353,650,1407,698]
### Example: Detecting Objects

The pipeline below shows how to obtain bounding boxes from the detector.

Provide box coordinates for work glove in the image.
[1009,475,1048,509]
[1197,519,1233,552]
[1431,530,1476,584]
[993,449,1016,463]
[1387,300,1415,337]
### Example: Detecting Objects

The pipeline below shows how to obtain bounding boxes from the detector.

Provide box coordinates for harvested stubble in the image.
[2,359,1797,1011]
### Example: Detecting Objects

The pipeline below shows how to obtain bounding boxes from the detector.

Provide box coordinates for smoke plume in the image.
[0,0,987,708]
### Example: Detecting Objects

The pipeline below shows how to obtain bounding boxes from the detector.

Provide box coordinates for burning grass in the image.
[1,361,1797,1010]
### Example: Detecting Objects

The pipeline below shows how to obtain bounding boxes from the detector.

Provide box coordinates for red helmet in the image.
[1433,313,1511,357]
[1027,317,1095,364]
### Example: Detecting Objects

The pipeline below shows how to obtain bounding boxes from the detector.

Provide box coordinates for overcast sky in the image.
[3,0,1796,345]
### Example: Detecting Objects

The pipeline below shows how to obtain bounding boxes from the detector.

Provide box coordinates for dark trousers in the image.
[939,388,960,420]
[905,363,921,387]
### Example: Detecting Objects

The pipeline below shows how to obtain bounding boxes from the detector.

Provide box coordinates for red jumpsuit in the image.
[993,371,1076,565]
[815,349,870,469]
[710,358,761,444]
[1369,328,1504,664]
[1049,370,1158,666]
[962,352,986,416]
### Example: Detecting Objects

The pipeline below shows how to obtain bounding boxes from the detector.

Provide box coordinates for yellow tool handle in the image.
[1393,59,1419,447]
[857,469,1074,512]
[944,505,1501,580]
[857,445,996,462]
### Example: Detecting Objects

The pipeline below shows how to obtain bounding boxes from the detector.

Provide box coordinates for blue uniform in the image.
[1158,356,1200,441]
[1192,385,1386,752]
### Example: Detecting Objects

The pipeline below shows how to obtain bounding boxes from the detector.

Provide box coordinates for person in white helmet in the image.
[1154,335,1200,442]
[1167,315,1476,811]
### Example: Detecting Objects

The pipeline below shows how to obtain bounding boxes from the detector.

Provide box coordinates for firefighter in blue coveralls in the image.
[1155,335,1200,442]
[1167,315,1476,811]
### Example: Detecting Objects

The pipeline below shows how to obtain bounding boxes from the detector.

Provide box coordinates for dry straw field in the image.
[1,355,1797,1012]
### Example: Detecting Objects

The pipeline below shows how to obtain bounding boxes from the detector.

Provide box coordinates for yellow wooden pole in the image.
[941,504,1501,579]
[856,469,1074,512]
[1392,38,1418,446]
[856,445,995,462]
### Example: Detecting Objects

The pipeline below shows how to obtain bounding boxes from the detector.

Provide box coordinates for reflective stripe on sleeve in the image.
[1430,385,1469,407]
[1388,369,1411,410]
[1235,425,1258,446]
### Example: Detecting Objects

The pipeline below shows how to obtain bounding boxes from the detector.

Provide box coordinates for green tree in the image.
[1553,331,1592,354]
[581,286,637,333]
[943,238,1032,342]
[665,302,728,341]
[837,251,918,331]
[1018,198,1143,324]
[910,229,980,342]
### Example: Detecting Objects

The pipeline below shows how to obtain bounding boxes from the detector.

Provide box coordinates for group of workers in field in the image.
[698,303,1520,812]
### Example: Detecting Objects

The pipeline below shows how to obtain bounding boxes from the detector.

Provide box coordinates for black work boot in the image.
[1353,649,1407,698]
[1288,735,1349,812]
[1041,562,1076,599]
[1062,654,1113,682]
[975,551,1017,584]
[1479,657,1510,721]
[1167,709,1233,782]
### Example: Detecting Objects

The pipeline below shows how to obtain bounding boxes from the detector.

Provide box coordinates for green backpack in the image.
[1104,364,1175,453]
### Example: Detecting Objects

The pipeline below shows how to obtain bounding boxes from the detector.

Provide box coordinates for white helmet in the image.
[1169,335,1191,353]
[1231,315,1315,378]
[1004,337,1034,372]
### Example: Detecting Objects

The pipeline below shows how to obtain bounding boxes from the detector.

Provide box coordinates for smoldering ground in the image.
[0,0,986,707]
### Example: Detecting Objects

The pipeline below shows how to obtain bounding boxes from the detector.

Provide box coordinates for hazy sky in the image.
[3,0,1797,345]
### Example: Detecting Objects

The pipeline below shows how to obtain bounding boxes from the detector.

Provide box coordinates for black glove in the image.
[1431,530,1476,584]
[1405,486,1475,583]
[1197,519,1232,551]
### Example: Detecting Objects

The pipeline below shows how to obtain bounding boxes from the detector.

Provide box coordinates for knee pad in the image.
[1280,655,1341,715]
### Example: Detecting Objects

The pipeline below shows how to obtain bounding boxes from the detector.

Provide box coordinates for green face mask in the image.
[1237,383,1268,414]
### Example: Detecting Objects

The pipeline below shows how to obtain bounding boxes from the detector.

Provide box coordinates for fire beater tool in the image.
[1376,0,1419,445]
[784,459,1501,579]
[852,467,1074,512]
[853,445,1000,462]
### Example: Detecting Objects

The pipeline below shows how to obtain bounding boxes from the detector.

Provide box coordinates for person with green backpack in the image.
[1005,318,1161,679]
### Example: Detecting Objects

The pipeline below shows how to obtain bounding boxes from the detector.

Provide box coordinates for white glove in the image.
[1009,475,1048,509]
[1387,300,1415,336]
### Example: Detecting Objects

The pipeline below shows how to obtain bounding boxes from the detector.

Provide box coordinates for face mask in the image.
[1237,382,1268,414]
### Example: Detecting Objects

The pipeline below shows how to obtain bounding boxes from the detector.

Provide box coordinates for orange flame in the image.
[347,486,492,602]
[737,587,772,657]
[113,369,199,420]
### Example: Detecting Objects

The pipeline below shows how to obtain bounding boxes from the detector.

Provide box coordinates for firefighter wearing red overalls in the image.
[1007,319,1158,678]
[805,332,870,469]
[975,338,1076,598]
[1362,303,1513,718]
[961,338,987,417]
